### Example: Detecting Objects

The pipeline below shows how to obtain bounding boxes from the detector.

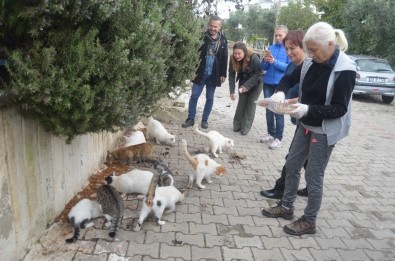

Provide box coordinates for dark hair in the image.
[233,41,247,54]
[283,30,305,49]
[209,15,223,25]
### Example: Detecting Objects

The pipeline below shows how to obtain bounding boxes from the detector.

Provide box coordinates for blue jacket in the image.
[260,43,289,85]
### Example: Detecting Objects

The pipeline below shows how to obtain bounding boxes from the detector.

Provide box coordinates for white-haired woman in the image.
[261,22,356,236]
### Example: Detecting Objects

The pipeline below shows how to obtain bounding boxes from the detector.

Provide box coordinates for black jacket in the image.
[193,32,228,87]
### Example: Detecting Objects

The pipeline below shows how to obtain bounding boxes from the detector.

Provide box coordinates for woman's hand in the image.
[230,93,236,101]
[239,86,248,94]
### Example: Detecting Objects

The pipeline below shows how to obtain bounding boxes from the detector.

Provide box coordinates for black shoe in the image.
[233,128,241,132]
[201,121,208,129]
[260,189,283,199]
[297,187,308,197]
[182,118,194,128]
[241,130,248,135]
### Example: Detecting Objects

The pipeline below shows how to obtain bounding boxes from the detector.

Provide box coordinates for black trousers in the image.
[273,124,308,192]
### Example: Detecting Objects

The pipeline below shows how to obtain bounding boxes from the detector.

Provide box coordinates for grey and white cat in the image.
[65,198,103,243]
[105,169,154,196]
[182,139,226,189]
[155,160,175,187]
[193,124,234,157]
[97,184,124,238]
[133,186,184,231]
[146,116,176,145]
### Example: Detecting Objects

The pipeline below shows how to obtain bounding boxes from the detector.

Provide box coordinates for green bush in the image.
[0,0,201,142]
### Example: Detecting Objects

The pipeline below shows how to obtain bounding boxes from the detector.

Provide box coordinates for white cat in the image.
[124,130,146,147]
[133,186,185,231]
[146,116,176,145]
[66,198,103,243]
[182,139,226,189]
[193,124,234,157]
[105,169,154,197]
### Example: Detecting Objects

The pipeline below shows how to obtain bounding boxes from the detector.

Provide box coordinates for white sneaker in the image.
[260,134,274,143]
[269,138,282,149]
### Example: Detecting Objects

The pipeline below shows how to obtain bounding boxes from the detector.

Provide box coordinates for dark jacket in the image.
[229,52,263,94]
[193,32,228,87]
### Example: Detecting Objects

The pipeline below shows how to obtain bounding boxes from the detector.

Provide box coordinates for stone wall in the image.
[0,106,121,261]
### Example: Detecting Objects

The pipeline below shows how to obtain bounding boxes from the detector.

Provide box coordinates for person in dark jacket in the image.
[182,15,228,129]
[228,42,263,135]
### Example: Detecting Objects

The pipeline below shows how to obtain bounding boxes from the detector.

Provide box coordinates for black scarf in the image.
[204,31,222,56]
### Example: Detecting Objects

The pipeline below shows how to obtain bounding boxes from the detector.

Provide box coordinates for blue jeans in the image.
[188,74,216,122]
[263,84,284,140]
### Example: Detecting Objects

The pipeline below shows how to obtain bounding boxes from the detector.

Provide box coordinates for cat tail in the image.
[193,124,210,139]
[181,139,198,167]
[65,221,80,243]
[109,213,122,238]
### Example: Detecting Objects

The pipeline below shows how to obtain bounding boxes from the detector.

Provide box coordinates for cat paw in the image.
[158,220,166,225]
[133,224,142,232]
[105,222,111,228]
[207,180,213,184]
[85,222,94,228]
[197,184,206,189]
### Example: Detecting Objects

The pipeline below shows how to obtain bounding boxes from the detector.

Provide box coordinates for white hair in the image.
[275,24,288,34]
[303,22,348,51]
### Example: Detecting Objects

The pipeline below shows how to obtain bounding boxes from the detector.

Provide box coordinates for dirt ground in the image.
[55,106,186,223]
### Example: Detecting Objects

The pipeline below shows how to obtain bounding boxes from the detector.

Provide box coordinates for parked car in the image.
[349,55,395,104]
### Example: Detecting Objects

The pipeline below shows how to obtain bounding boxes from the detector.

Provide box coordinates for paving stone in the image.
[174,232,205,247]
[315,237,347,250]
[260,236,292,250]
[191,246,222,260]
[126,242,159,258]
[242,224,272,237]
[233,235,264,249]
[337,249,370,260]
[366,238,395,251]
[222,246,253,261]
[94,239,129,256]
[176,212,202,224]
[74,252,108,261]
[251,247,284,261]
[308,248,343,261]
[160,243,191,260]
[205,234,235,248]
[364,249,395,260]
[281,248,315,261]
[189,223,217,235]
[202,213,229,225]
[288,237,320,250]
[145,231,175,244]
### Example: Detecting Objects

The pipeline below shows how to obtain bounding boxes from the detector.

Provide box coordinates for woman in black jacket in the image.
[228,42,263,135]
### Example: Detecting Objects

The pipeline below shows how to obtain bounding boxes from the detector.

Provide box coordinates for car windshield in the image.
[356,59,394,72]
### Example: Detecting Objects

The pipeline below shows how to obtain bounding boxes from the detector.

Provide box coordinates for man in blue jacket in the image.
[260,25,289,149]
[182,15,228,129]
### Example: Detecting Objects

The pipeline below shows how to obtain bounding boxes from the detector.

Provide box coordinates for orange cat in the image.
[106,143,153,164]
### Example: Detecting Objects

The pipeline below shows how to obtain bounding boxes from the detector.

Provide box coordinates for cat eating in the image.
[97,184,124,239]
[146,116,176,145]
[106,142,153,164]
[105,169,154,197]
[65,198,103,243]
[133,186,185,231]
[181,139,226,189]
[193,124,234,157]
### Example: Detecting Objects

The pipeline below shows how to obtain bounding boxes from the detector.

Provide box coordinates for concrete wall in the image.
[0,106,121,261]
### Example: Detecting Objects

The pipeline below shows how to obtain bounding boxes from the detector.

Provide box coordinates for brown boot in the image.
[283,215,316,235]
[261,202,294,220]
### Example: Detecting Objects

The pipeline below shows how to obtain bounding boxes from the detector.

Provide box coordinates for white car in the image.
[349,55,395,104]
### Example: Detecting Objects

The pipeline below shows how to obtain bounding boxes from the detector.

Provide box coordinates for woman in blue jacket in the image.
[260,25,290,149]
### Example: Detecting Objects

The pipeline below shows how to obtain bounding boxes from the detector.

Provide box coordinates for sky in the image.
[212,0,283,19]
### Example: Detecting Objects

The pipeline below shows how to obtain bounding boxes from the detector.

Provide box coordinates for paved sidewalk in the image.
[24,81,395,261]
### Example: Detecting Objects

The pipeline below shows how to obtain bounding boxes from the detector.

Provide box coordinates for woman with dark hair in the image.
[228,42,263,135]
[259,30,309,200]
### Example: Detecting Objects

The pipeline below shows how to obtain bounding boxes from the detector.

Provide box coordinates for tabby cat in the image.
[182,139,226,189]
[65,198,103,243]
[96,184,124,238]
[106,142,153,164]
